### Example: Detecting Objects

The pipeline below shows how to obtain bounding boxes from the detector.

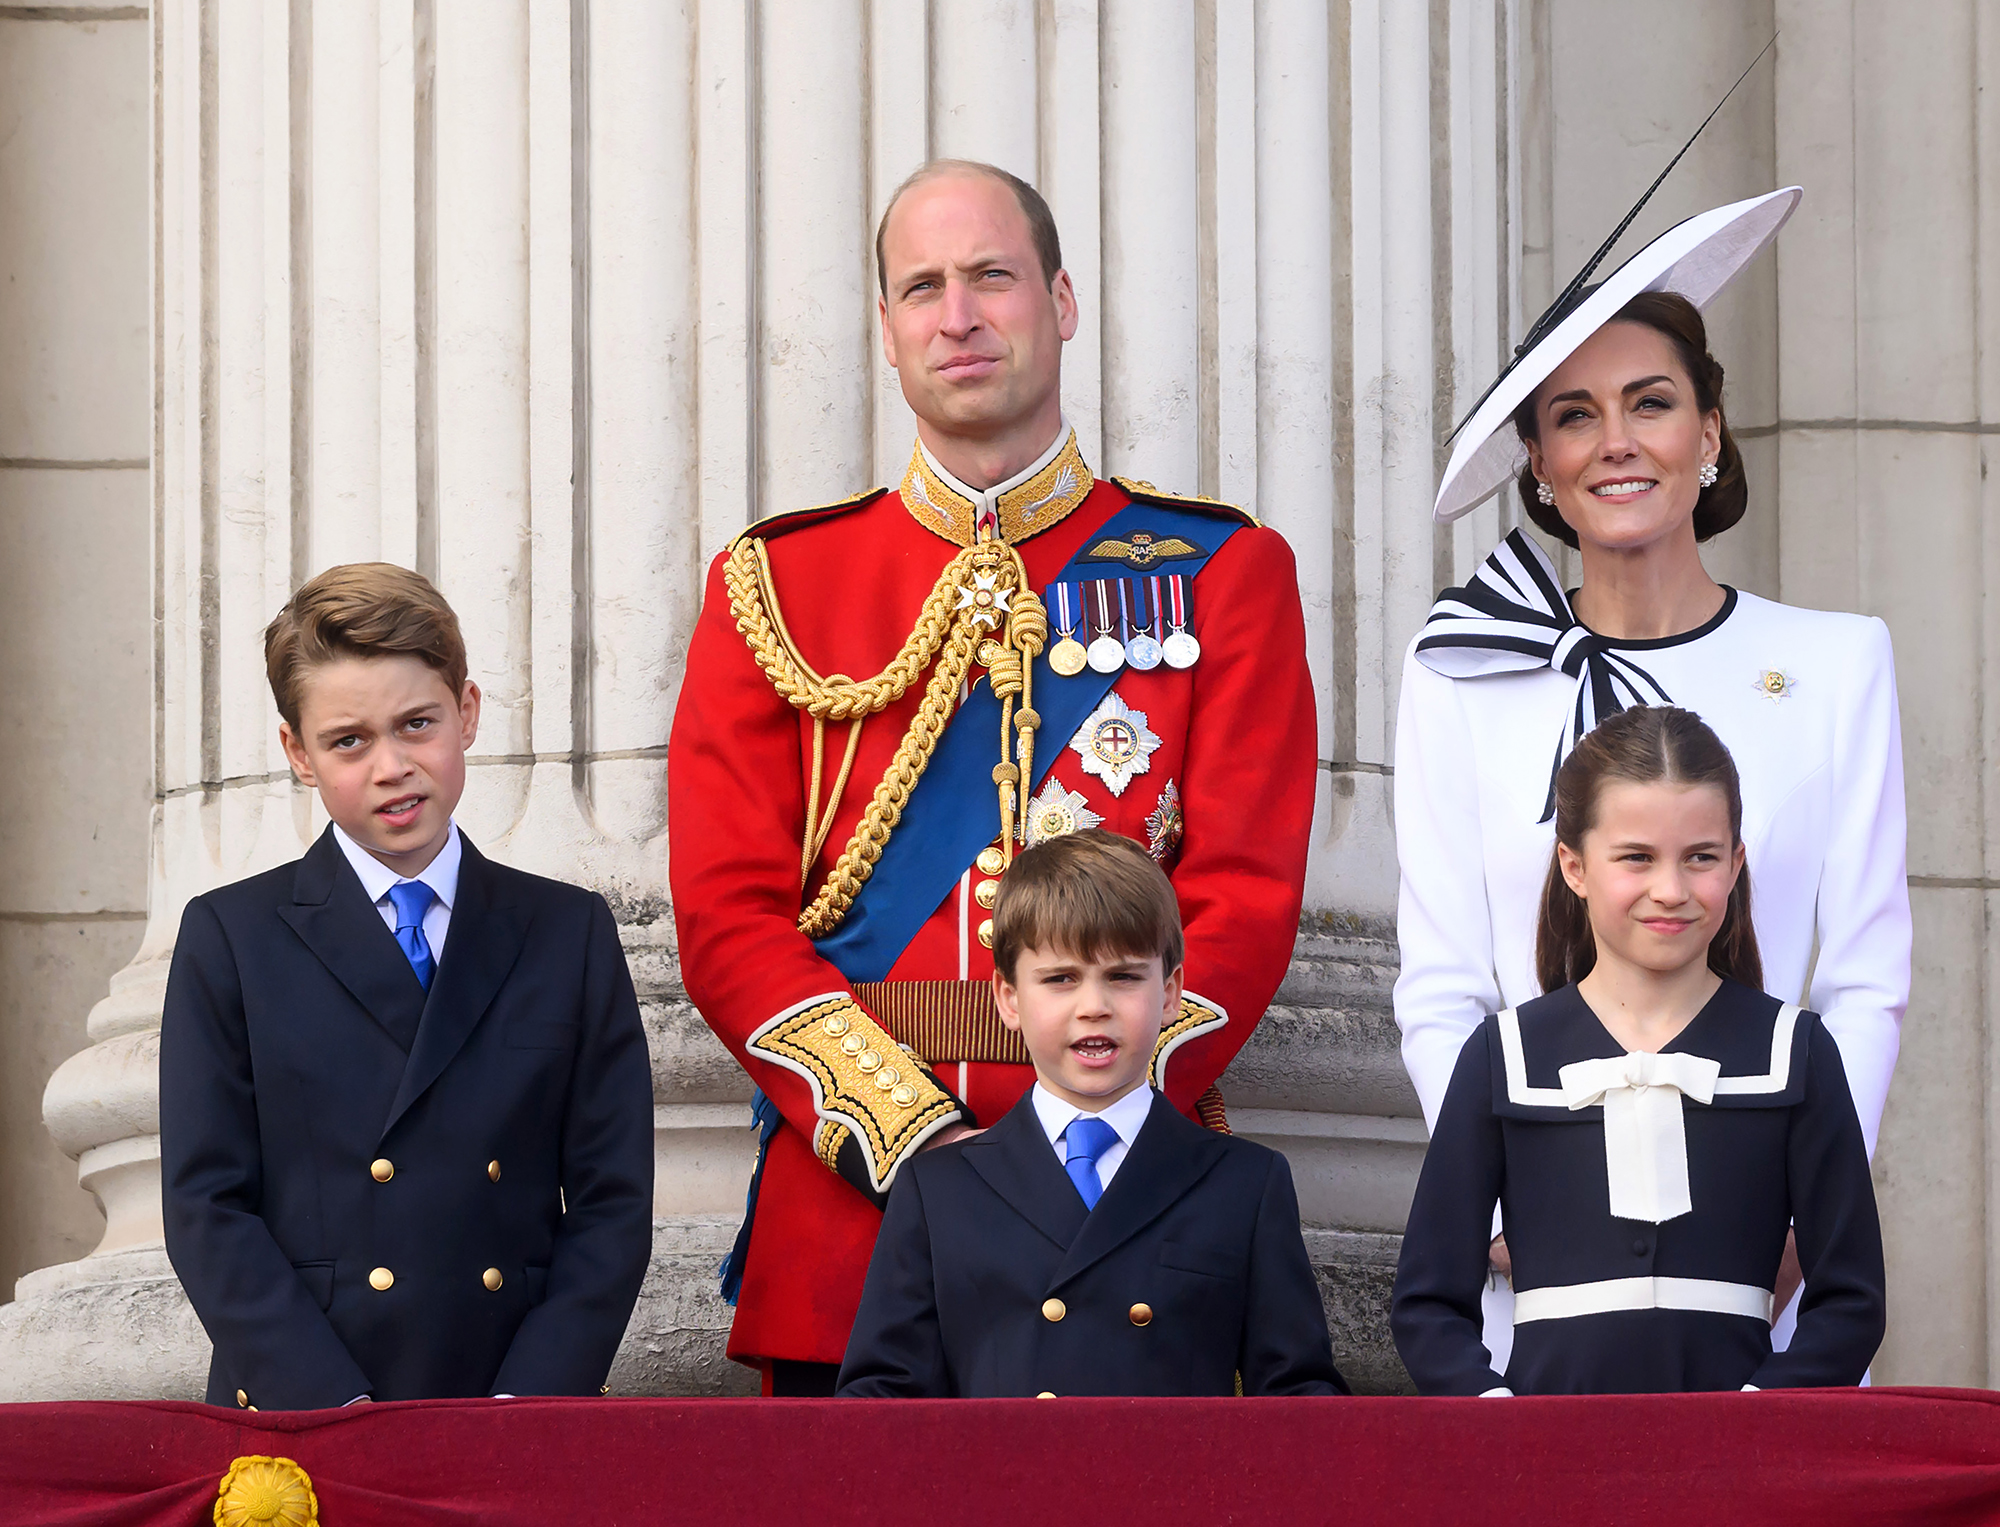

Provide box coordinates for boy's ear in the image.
[457,680,483,749]
[1162,962,1184,1018]
[278,721,317,789]
[991,969,1022,1032]
[1556,841,1587,900]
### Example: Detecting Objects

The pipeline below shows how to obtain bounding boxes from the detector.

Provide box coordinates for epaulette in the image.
[1111,476,1262,529]
[729,487,891,549]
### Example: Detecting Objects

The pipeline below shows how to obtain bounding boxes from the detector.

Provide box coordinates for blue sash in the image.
[811,500,1243,982]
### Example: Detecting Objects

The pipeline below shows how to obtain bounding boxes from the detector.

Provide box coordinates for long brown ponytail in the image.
[1534,705,1762,994]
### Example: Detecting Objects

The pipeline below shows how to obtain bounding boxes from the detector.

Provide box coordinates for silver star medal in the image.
[1752,667,1798,703]
[955,572,1012,630]
[1068,691,1162,798]
[1024,777,1105,846]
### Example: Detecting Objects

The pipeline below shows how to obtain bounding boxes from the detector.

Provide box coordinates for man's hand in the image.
[923,1122,984,1151]
[1489,1233,1512,1284]
[1771,1229,1802,1322]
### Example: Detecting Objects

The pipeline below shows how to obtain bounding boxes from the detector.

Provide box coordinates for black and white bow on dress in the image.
[1414,529,1674,822]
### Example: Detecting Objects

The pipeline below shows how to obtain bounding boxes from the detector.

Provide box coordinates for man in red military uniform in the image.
[668,159,1316,1394]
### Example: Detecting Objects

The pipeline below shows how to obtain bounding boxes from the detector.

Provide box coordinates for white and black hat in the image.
[1433,36,1792,525]
[1432,186,1799,524]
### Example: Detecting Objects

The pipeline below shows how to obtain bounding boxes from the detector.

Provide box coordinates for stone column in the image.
[0,0,1521,1399]
[1769,0,2000,1386]
[0,2,151,1313]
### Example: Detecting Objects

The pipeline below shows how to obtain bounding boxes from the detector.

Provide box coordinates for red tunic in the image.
[668,469,1316,1368]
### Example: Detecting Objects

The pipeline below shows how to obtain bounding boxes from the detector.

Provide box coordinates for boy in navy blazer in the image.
[161,564,654,1409]
[836,830,1345,1398]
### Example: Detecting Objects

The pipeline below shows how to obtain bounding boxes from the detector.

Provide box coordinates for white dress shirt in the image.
[332,819,462,963]
[1030,1082,1156,1192]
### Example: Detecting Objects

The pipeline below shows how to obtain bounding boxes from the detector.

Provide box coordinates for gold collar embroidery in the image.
[899,427,1094,546]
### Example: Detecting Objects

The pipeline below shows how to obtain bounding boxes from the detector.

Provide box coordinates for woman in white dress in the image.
[1394,188,1910,1365]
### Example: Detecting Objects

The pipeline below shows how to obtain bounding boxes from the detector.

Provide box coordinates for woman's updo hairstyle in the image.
[1534,704,1762,996]
[1510,290,1747,549]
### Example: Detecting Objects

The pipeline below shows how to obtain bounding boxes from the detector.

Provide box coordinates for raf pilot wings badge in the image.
[1077,529,1209,571]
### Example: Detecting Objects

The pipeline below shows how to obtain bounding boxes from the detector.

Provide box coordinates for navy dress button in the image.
[1632,1238,1649,1256]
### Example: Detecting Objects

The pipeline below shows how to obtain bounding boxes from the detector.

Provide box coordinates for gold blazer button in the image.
[369,1267,394,1291]
[1035,1391,1057,1399]
[976,846,1006,876]
[369,1158,394,1182]
[235,1389,250,1408]
[1041,1298,1065,1322]
[487,1160,501,1182]
[1129,1303,1153,1327]
[482,1268,504,1291]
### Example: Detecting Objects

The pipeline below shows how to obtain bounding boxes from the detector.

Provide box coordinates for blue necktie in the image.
[1063,1116,1120,1211]
[386,880,438,991]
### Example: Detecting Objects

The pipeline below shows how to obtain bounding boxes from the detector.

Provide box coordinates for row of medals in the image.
[1045,577,1200,678]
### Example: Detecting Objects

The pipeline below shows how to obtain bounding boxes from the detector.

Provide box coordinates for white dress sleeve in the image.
[1393,642,1505,1132]
[1805,616,1910,1156]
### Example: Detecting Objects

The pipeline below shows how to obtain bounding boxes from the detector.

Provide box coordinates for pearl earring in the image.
[1698,462,1719,488]
[1536,480,1555,506]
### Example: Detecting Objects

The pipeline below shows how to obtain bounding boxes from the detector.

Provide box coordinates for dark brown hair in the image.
[1535,705,1762,994]
[264,562,468,730]
[875,159,1063,296]
[1513,289,1747,549]
[991,829,1183,983]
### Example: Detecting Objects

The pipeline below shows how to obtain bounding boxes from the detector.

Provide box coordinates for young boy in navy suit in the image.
[836,830,1345,1397]
[161,564,655,1409]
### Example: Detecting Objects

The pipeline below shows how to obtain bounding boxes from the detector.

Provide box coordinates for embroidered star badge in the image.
[955,572,1012,629]
[1024,777,1106,846]
[1753,668,1798,703]
[1068,691,1162,798]
[1143,779,1184,862]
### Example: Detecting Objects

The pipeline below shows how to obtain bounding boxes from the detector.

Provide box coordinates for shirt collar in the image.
[1030,1081,1156,1151]
[331,819,462,911]
[899,419,1094,546]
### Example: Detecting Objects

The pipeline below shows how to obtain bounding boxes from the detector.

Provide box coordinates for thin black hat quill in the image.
[1446,32,1779,443]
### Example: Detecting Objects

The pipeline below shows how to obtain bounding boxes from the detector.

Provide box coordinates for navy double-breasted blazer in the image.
[160,827,654,1410]
[836,1089,1347,1398]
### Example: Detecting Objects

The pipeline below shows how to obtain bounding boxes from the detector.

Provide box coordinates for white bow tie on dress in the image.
[1558,1050,1722,1224]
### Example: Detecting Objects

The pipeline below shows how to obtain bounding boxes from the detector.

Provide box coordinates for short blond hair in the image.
[990,829,1183,981]
[263,563,467,729]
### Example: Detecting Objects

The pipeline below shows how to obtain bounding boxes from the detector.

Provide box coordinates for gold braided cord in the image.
[728,530,1047,937]
[728,536,977,720]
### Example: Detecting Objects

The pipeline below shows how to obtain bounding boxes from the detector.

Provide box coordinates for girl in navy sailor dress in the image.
[1391,706,1885,1395]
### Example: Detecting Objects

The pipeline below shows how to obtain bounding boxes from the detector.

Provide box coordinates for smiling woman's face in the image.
[1524,320,1721,555]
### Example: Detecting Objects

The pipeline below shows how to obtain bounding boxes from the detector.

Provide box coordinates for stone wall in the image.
[0,3,150,1305]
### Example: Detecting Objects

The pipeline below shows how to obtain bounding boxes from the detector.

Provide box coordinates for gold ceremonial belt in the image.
[852,980,1032,1066]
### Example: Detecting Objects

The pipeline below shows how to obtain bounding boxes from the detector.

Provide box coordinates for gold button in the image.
[369,1267,394,1291]
[976,846,1005,876]
[235,1389,249,1408]
[1036,1391,1057,1399]
[370,1158,394,1183]
[488,1160,501,1182]
[841,1033,865,1056]
[978,919,994,949]
[824,1013,849,1037]
[483,1268,503,1291]
[976,638,1004,667]
[891,1084,917,1107]
[974,879,1000,909]
[1041,1298,1065,1322]
[600,1384,611,1396]
[873,1066,900,1091]
[857,1049,881,1073]
[1129,1302,1153,1327]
